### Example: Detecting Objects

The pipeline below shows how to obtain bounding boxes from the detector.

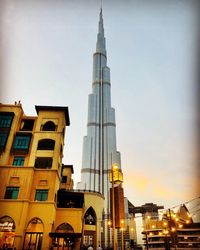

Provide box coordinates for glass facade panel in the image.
[35,190,48,201]
[13,156,25,166]
[4,187,19,199]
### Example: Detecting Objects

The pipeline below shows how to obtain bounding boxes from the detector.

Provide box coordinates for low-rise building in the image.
[142,205,200,249]
[0,103,104,250]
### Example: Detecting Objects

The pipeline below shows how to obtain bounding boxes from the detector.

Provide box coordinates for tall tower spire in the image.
[77,7,121,194]
[77,8,122,246]
[96,8,106,55]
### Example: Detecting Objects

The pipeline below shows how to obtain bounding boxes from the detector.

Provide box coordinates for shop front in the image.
[49,223,82,250]
[0,216,15,250]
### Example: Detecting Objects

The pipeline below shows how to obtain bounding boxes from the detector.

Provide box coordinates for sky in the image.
[0,0,199,222]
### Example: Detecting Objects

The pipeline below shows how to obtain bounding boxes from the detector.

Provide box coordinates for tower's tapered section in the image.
[77,9,122,246]
[78,8,121,197]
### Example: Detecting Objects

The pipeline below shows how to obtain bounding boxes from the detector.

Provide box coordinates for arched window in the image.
[55,223,74,233]
[26,218,43,232]
[37,139,55,150]
[23,218,43,250]
[0,216,15,249]
[84,207,96,225]
[0,216,15,231]
[41,121,56,131]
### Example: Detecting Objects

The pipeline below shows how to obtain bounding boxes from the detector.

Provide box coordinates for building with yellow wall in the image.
[0,103,104,250]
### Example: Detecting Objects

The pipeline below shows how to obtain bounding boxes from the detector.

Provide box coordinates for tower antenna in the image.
[100,0,103,10]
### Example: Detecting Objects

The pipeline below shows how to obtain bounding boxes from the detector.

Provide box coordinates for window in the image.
[57,190,84,208]
[0,216,15,231]
[0,132,7,147]
[20,119,34,131]
[84,207,96,225]
[55,223,74,233]
[23,218,43,250]
[13,156,25,166]
[35,190,48,201]
[37,139,55,150]
[41,121,56,131]
[61,176,67,183]
[34,157,52,169]
[13,135,31,150]
[0,112,14,128]
[4,187,19,199]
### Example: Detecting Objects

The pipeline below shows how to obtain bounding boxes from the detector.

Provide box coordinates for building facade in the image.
[0,103,104,250]
[142,205,200,249]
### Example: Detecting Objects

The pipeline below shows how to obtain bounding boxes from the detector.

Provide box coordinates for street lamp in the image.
[111,164,118,250]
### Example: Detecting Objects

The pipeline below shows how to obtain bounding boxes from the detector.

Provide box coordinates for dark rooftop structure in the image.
[35,105,70,126]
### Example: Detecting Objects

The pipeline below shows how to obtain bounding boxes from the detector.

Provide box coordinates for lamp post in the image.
[111,164,117,250]
[121,220,124,250]
[109,163,123,250]
[163,229,170,250]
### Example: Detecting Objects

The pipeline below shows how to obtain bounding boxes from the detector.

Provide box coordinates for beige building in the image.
[142,205,200,249]
[0,103,104,250]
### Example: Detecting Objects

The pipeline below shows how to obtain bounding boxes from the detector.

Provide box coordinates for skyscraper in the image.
[77,8,123,247]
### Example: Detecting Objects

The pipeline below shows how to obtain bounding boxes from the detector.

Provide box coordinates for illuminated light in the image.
[151,225,155,229]
[108,221,112,226]
[175,218,179,222]
[121,220,124,224]
[149,233,153,236]
[186,220,190,224]
[178,224,183,228]
[171,227,176,232]
[147,216,151,219]
[163,222,167,226]
[131,228,134,231]
[112,164,118,170]
[163,230,169,235]
[172,214,176,218]
[121,228,124,231]
[141,227,144,231]
[159,232,162,236]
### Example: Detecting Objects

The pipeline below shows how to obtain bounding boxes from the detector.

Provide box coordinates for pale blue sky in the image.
[0,0,199,218]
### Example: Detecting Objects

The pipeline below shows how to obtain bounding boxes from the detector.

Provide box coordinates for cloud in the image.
[124,168,197,206]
